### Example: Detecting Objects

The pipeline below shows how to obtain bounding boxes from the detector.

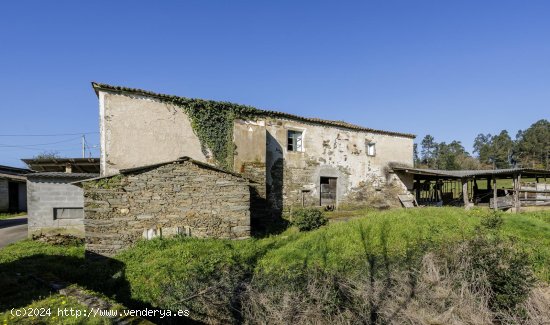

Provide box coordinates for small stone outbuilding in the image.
[79,157,252,256]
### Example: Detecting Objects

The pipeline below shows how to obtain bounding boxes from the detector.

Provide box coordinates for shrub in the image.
[480,212,504,230]
[291,208,328,231]
[440,232,536,315]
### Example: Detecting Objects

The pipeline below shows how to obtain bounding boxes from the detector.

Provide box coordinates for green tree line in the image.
[414,119,550,170]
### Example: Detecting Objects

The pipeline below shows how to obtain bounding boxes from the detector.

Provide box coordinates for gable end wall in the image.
[83,161,251,257]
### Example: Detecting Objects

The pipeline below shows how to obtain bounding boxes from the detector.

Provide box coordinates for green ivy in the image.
[160,96,262,171]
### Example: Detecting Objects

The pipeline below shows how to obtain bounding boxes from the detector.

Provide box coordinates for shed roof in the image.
[392,165,550,179]
[26,172,99,180]
[92,82,416,139]
[0,165,32,175]
[0,173,27,182]
[22,158,100,173]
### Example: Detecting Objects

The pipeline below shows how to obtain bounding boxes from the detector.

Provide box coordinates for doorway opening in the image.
[320,177,337,206]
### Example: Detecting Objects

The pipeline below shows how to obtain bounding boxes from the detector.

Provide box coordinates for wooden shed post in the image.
[462,178,470,209]
[513,173,522,213]
[493,177,498,211]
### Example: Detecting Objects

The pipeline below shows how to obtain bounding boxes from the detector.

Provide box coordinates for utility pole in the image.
[81,135,86,158]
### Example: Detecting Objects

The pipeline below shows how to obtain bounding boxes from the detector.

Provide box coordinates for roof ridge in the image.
[92,82,416,139]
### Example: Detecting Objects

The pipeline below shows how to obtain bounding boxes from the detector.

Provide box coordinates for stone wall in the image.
[82,160,251,257]
[264,117,415,211]
[0,180,8,212]
[27,175,88,237]
[96,86,415,213]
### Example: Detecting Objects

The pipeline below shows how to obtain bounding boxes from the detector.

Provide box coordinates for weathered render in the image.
[99,91,207,176]
[80,158,251,256]
[26,173,97,237]
[264,118,414,210]
[93,82,415,214]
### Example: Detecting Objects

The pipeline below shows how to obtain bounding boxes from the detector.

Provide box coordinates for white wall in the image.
[100,91,208,176]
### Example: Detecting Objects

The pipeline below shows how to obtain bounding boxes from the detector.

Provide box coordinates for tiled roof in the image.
[92,82,416,139]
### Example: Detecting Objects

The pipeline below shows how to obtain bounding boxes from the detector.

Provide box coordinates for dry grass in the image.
[242,242,548,325]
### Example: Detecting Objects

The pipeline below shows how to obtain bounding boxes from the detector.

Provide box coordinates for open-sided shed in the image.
[392,166,550,211]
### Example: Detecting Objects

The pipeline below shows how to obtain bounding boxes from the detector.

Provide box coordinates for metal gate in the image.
[320,177,337,206]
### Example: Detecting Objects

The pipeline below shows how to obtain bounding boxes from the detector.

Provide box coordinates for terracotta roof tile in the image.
[92,82,416,139]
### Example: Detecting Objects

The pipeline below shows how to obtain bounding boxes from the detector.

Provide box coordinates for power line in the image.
[0,136,82,148]
[0,132,99,137]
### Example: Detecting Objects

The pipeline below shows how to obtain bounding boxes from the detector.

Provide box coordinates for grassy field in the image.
[1,207,549,323]
[0,212,26,220]
[1,294,112,325]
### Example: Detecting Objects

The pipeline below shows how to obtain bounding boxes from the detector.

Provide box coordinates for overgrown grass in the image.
[1,207,549,323]
[1,294,112,325]
[0,212,26,220]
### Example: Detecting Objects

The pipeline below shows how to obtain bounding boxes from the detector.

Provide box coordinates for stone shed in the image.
[79,157,252,257]
[27,172,98,237]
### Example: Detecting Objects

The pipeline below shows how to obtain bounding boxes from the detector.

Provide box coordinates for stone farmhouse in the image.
[78,82,416,255]
[93,83,414,210]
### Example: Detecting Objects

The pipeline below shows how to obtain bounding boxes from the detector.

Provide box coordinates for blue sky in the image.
[1,0,549,167]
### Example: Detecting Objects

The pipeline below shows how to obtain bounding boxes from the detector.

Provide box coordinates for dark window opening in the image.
[287,130,303,152]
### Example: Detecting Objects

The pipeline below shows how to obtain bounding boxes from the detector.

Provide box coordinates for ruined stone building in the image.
[93,82,415,214]
[77,82,416,255]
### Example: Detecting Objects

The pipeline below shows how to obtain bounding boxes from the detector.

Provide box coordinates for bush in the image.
[291,208,328,231]
[480,212,504,230]
[440,232,536,315]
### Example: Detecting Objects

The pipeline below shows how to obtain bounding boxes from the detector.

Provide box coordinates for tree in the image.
[473,131,514,169]
[436,140,471,170]
[413,143,420,167]
[516,119,550,169]
[33,151,62,159]
[473,133,492,165]
[491,130,514,168]
[420,135,438,168]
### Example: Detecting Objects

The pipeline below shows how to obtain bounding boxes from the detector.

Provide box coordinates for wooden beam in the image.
[462,178,470,209]
[513,173,522,213]
[493,177,498,211]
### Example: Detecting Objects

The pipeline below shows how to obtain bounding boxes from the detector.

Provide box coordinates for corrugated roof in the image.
[0,165,32,175]
[392,166,550,178]
[0,173,27,182]
[26,172,99,179]
[92,82,416,139]
[22,158,100,173]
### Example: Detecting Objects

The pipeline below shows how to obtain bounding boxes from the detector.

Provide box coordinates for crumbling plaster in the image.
[264,118,414,209]
[100,91,208,176]
[99,91,414,211]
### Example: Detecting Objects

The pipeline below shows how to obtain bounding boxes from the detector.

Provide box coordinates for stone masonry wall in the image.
[82,160,251,257]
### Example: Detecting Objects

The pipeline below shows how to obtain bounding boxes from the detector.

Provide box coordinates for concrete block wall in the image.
[0,180,8,212]
[27,177,85,237]
[82,160,251,257]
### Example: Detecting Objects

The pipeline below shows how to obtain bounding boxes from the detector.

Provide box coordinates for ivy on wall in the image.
[161,96,261,170]
[93,83,416,172]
